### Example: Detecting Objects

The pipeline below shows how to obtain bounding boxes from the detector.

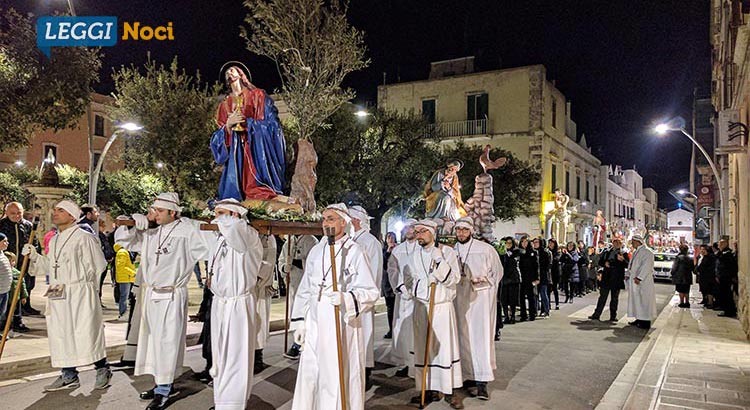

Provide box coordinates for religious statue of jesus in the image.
[210,62,286,201]
[592,209,607,244]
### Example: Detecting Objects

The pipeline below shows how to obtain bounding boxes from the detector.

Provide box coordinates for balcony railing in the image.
[425,118,489,139]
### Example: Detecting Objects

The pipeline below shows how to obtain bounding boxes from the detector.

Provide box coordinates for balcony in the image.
[425,118,489,139]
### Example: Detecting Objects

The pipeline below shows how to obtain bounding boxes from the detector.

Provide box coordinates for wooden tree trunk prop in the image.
[289,139,318,213]
[464,173,497,242]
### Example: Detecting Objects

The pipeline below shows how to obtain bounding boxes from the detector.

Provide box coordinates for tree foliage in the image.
[109,56,222,204]
[313,106,442,235]
[0,8,101,151]
[441,142,541,221]
[241,0,369,141]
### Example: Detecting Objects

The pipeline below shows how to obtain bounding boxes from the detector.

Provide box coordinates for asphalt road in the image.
[0,283,675,410]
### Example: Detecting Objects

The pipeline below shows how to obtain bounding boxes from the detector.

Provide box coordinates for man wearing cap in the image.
[22,200,112,392]
[204,199,263,410]
[387,218,417,377]
[279,234,319,359]
[132,192,210,409]
[408,219,463,409]
[453,217,502,401]
[254,233,276,373]
[348,205,383,387]
[290,204,380,410]
[626,235,656,330]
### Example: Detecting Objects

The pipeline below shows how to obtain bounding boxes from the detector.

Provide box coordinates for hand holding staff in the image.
[0,217,39,360]
[325,226,347,410]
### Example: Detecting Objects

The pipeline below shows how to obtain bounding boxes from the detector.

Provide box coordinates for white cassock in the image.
[351,228,382,369]
[114,225,147,362]
[278,235,318,331]
[627,245,657,321]
[453,238,502,382]
[389,240,418,368]
[207,217,263,410]
[290,235,380,410]
[255,235,276,349]
[409,243,462,395]
[29,226,107,368]
[135,218,209,385]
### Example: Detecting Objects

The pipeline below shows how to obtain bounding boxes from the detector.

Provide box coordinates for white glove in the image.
[21,244,38,261]
[326,291,344,306]
[294,327,306,345]
[401,291,413,301]
[131,213,148,230]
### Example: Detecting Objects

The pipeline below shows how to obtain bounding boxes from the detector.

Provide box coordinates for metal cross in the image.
[317,282,326,302]
[52,262,60,279]
[155,248,163,266]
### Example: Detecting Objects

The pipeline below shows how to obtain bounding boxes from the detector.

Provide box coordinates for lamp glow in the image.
[654,124,670,134]
[119,122,143,131]
[355,110,368,118]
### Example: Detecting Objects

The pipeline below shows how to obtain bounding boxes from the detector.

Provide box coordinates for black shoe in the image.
[384,331,392,339]
[519,317,527,322]
[284,343,301,360]
[110,359,135,368]
[139,389,155,401]
[628,320,639,327]
[636,321,651,330]
[254,350,269,374]
[146,394,170,410]
[588,315,600,321]
[494,331,501,341]
[609,317,617,322]
[365,367,374,390]
[193,369,212,382]
[555,305,560,310]
[22,306,42,316]
[684,303,690,308]
[503,317,511,324]
[12,323,30,333]
[476,383,489,400]
[395,366,409,377]
[410,391,440,405]
[529,316,536,322]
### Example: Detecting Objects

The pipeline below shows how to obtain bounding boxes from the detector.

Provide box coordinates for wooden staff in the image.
[420,281,438,409]
[0,218,39,360]
[283,234,293,352]
[325,227,347,410]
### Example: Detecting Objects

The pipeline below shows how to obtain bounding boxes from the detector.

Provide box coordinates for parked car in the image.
[653,253,677,282]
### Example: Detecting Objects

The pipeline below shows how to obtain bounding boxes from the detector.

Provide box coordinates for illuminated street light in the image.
[654,123,669,134]
[355,109,369,118]
[14,160,24,167]
[119,122,144,132]
[89,121,144,213]
[156,162,165,169]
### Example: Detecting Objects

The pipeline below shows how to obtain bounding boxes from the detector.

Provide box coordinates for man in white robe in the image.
[23,200,112,392]
[453,217,502,401]
[347,205,382,387]
[206,199,263,410]
[626,235,657,330]
[254,233,276,373]
[133,192,209,409]
[290,204,380,410]
[279,234,318,359]
[388,218,418,377]
[408,219,463,409]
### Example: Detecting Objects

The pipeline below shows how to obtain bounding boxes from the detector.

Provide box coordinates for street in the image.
[0,283,674,410]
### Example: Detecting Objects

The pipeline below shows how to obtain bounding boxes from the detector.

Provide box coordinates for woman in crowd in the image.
[560,241,581,303]
[548,239,561,310]
[518,236,539,322]
[500,237,522,324]
[695,244,716,308]
[382,231,397,339]
[671,244,695,308]
[535,237,552,317]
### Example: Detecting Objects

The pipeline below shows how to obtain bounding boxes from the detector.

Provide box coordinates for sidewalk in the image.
[597,286,750,410]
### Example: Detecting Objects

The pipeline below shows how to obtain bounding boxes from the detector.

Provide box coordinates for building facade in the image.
[0,93,123,172]
[378,59,604,242]
[710,0,750,336]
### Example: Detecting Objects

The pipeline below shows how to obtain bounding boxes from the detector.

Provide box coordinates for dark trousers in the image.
[21,274,36,312]
[98,269,107,300]
[718,280,737,315]
[384,295,395,334]
[592,286,620,319]
[519,283,537,320]
[549,283,559,306]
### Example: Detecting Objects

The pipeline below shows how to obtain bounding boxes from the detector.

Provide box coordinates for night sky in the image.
[10,0,711,209]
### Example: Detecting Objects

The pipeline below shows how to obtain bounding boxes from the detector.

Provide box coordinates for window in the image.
[422,99,436,124]
[594,185,598,204]
[565,170,570,194]
[576,175,581,199]
[551,97,558,128]
[586,180,590,201]
[467,93,488,121]
[551,164,557,192]
[42,144,57,163]
[94,114,105,137]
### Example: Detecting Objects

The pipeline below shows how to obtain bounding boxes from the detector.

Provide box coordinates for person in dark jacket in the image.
[589,238,629,321]
[0,202,38,331]
[518,236,539,322]
[534,237,552,317]
[500,237,522,324]
[548,239,561,310]
[695,244,716,308]
[560,242,581,303]
[382,232,397,339]
[671,244,695,308]
[190,285,213,383]
[576,241,589,296]
[715,239,738,317]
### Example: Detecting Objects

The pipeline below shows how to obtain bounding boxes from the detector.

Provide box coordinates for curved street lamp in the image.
[654,117,725,235]
[88,122,143,208]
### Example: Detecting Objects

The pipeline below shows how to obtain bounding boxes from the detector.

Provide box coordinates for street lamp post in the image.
[655,118,726,236]
[88,122,143,207]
